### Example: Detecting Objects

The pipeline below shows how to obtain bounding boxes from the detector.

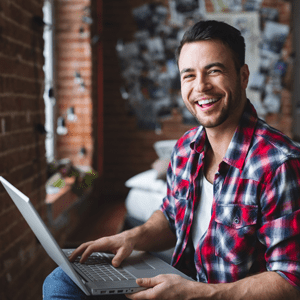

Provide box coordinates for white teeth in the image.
[198,98,218,106]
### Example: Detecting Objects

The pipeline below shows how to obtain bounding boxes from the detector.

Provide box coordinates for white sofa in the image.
[124,139,177,225]
[125,169,167,224]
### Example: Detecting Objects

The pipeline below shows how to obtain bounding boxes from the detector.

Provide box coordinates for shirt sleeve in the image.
[160,160,177,234]
[258,158,300,290]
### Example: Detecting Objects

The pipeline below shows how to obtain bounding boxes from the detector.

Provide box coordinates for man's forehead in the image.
[180,40,230,56]
[178,41,234,69]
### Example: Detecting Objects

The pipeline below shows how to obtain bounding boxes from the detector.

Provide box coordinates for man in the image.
[43,20,300,299]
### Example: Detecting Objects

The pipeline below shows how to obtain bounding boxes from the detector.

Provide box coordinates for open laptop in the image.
[0,176,193,296]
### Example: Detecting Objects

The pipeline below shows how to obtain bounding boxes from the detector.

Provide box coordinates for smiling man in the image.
[43,20,300,300]
[179,40,248,131]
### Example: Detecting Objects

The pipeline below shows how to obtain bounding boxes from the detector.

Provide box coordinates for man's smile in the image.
[196,97,222,110]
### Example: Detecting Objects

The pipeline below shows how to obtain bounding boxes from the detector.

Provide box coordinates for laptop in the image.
[0,176,193,296]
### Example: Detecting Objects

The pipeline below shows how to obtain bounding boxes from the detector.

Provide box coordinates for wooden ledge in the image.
[45,177,78,222]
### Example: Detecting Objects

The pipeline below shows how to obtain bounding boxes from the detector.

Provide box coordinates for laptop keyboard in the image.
[69,252,135,282]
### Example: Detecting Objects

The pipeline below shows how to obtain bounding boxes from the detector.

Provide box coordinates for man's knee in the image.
[43,267,85,299]
[43,267,128,299]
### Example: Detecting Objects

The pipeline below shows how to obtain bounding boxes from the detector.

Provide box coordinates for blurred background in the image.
[0,0,299,299]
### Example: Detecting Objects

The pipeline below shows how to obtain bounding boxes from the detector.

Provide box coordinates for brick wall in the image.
[0,1,54,299]
[54,0,93,168]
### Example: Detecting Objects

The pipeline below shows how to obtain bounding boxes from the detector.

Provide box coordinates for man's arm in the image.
[69,210,176,267]
[126,270,300,300]
[199,271,300,300]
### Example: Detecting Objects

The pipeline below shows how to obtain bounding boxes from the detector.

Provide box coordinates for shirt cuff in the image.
[276,271,300,292]
[160,204,176,234]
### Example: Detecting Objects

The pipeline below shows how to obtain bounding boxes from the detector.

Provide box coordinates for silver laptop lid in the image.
[0,176,89,295]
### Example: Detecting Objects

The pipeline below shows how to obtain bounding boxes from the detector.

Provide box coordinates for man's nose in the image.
[195,75,212,92]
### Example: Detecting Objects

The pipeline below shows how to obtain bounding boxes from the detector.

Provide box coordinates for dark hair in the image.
[176,20,245,70]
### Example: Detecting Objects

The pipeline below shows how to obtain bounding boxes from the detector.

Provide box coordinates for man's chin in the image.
[197,113,229,129]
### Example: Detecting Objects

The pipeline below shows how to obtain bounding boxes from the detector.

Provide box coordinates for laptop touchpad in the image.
[129,258,154,270]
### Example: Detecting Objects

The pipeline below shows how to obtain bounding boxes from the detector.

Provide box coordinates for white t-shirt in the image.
[192,174,214,249]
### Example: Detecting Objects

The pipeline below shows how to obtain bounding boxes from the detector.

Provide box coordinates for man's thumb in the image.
[136,278,155,287]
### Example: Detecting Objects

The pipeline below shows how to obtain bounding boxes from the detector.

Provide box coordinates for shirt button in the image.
[233,217,239,224]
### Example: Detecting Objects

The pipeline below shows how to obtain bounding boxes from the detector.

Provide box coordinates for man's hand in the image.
[69,230,136,267]
[69,210,176,267]
[126,274,194,300]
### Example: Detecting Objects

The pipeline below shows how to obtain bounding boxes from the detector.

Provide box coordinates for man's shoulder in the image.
[173,126,202,155]
[254,118,300,160]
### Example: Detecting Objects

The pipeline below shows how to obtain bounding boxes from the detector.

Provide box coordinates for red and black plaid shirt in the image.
[161,100,300,291]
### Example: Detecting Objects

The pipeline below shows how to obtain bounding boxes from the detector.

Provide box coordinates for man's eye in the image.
[209,69,221,74]
[183,74,194,79]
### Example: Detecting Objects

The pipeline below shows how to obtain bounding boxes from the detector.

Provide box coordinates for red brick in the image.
[55,0,93,167]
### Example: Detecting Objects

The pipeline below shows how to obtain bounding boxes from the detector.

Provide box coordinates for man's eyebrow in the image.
[180,63,226,76]
[204,62,226,70]
[180,68,194,76]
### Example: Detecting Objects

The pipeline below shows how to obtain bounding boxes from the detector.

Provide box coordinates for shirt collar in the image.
[189,100,258,170]
[223,100,258,170]
[189,126,206,153]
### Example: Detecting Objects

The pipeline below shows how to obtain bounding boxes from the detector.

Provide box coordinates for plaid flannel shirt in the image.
[161,100,300,290]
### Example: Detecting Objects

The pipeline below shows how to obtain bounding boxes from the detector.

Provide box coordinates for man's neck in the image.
[205,126,235,160]
[203,99,247,183]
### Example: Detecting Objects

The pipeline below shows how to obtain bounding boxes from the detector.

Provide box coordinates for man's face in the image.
[178,40,249,129]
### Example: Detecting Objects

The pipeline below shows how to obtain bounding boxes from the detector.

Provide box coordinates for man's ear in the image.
[240,64,250,90]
